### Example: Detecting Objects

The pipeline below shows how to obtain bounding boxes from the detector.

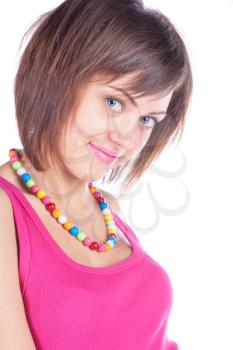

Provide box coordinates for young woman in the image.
[0,0,193,349]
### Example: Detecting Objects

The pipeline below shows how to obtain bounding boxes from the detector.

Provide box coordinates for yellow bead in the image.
[108,228,117,234]
[104,214,112,221]
[64,221,73,230]
[105,243,111,252]
[52,209,61,218]
[90,186,97,193]
[36,189,46,199]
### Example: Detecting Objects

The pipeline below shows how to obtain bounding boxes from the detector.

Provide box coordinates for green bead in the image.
[25,179,36,188]
[76,232,86,241]
[12,161,22,170]
[106,220,114,226]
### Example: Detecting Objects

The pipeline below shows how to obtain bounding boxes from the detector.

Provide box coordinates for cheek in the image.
[133,129,152,152]
[72,106,109,140]
[119,131,151,162]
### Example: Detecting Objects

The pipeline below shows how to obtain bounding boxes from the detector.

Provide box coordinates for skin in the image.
[18,72,173,227]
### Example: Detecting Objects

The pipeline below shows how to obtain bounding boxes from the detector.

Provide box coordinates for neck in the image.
[19,149,98,218]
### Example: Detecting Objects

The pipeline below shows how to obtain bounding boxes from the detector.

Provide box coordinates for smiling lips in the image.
[88,142,120,164]
[89,142,119,157]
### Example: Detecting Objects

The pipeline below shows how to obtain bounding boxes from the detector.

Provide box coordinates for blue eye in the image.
[140,116,158,128]
[105,96,123,112]
[105,95,158,129]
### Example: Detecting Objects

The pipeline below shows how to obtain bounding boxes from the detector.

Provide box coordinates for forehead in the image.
[89,71,174,105]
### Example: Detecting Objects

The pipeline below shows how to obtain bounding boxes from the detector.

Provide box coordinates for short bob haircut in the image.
[14,0,193,194]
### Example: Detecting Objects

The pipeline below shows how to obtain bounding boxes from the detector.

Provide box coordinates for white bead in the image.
[17,167,26,176]
[107,225,116,230]
[58,215,68,224]
[102,208,111,215]
[106,239,114,248]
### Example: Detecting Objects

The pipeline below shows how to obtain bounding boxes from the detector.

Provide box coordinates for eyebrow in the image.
[106,85,167,116]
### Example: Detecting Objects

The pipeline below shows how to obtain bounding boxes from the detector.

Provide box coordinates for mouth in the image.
[88,142,118,164]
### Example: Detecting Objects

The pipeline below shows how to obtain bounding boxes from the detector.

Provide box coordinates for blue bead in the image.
[99,202,107,210]
[70,226,79,236]
[21,173,31,182]
[107,236,117,245]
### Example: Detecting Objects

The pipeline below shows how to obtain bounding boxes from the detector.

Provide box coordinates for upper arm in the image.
[0,188,36,349]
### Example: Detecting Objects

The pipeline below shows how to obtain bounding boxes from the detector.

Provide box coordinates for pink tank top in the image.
[0,175,179,350]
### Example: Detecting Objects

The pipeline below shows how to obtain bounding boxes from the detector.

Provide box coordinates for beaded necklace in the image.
[8,148,118,253]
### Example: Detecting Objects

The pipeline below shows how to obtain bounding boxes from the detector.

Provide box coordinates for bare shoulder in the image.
[0,161,23,190]
[0,186,12,206]
[0,161,12,178]
[0,176,37,349]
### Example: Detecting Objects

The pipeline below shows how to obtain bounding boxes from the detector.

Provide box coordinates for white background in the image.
[0,1,233,349]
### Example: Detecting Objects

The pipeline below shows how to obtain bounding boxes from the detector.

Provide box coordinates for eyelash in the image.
[104,95,158,128]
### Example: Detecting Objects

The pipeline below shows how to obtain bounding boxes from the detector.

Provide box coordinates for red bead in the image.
[89,241,99,250]
[93,191,101,199]
[46,202,56,212]
[96,197,104,204]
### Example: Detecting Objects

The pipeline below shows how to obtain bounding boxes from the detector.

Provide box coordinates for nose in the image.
[107,113,137,151]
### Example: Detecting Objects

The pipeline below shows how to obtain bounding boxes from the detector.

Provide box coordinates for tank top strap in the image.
[0,176,31,296]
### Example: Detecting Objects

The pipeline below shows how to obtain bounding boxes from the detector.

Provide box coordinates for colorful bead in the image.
[9,149,17,157]
[97,197,104,204]
[16,167,26,176]
[105,243,111,252]
[31,185,40,193]
[90,186,97,193]
[102,208,111,215]
[93,191,101,199]
[10,155,19,162]
[36,189,46,199]
[89,241,99,250]
[97,244,105,252]
[25,179,36,188]
[76,231,86,241]
[63,221,73,230]
[83,237,92,246]
[107,236,117,245]
[22,173,30,182]
[108,233,117,239]
[52,209,61,218]
[8,148,120,254]
[106,240,114,248]
[46,202,56,212]
[104,214,112,221]
[42,196,51,205]
[69,226,79,236]
[100,202,107,210]
[106,220,115,226]
[58,215,68,224]
[12,161,22,170]
[107,225,116,230]
[108,232,117,236]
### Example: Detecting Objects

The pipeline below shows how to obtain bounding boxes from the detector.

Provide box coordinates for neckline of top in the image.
[0,175,145,274]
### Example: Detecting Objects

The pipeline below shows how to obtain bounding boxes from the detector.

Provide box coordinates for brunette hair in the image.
[14,0,193,194]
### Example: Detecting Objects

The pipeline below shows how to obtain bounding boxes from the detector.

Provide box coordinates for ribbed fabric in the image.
[0,175,179,350]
